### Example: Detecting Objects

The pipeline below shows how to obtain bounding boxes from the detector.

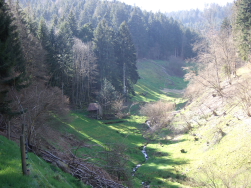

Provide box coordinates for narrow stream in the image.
[132,146,149,175]
[132,121,151,186]
[132,145,150,186]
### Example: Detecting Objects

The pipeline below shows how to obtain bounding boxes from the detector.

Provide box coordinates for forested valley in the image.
[1,0,251,187]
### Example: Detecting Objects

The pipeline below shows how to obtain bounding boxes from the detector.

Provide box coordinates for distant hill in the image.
[166,3,233,31]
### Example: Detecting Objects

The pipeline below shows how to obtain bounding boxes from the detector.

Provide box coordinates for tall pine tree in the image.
[235,0,251,61]
[93,19,117,89]
[116,21,139,96]
[0,0,27,120]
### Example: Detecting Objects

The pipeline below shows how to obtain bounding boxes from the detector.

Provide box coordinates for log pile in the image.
[38,149,126,188]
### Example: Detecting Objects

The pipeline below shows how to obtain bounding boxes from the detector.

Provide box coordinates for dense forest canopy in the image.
[19,0,198,59]
[11,0,198,106]
[1,0,249,128]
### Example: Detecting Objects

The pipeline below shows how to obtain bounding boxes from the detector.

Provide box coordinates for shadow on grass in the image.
[51,113,190,187]
[176,101,188,110]
[166,92,183,98]
[132,137,189,187]
[51,112,147,158]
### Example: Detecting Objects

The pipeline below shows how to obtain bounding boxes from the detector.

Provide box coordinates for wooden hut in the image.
[87,103,103,119]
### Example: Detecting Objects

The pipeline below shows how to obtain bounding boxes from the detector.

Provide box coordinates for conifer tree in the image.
[68,10,78,36]
[37,18,49,48]
[47,21,74,98]
[235,0,251,60]
[0,0,27,119]
[128,8,147,58]
[78,23,94,42]
[116,21,139,96]
[93,19,117,89]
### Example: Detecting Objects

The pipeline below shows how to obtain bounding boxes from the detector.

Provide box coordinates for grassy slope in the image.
[131,60,251,187]
[0,135,88,188]
[133,59,187,103]
[53,112,187,187]
[50,59,189,187]
[160,65,251,187]
[0,59,195,188]
[2,60,247,188]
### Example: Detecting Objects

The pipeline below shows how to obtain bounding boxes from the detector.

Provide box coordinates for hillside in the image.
[133,59,187,103]
[2,0,251,187]
[166,3,233,31]
[0,59,188,188]
[0,135,88,188]
[1,58,251,187]
[164,64,251,186]
[131,60,251,187]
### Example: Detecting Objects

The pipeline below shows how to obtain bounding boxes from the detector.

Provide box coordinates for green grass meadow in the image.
[0,135,88,188]
[52,111,187,187]
[133,60,187,104]
[50,59,189,187]
[0,59,190,188]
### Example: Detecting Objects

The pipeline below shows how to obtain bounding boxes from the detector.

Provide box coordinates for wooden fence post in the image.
[20,135,28,175]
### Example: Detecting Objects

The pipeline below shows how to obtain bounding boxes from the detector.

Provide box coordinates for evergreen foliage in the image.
[116,21,139,95]
[235,0,251,60]
[18,0,197,61]
[0,0,27,119]
[93,19,116,89]
[16,0,199,106]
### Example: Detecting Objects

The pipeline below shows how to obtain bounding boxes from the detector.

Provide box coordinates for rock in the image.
[180,149,187,153]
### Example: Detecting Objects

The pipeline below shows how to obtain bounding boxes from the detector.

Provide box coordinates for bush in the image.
[140,100,175,132]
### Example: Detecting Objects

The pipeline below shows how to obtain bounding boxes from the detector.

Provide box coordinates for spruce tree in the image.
[0,0,27,119]
[48,21,74,98]
[37,18,49,48]
[78,23,94,42]
[128,8,148,58]
[93,19,117,89]
[116,21,139,96]
[68,10,78,36]
[236,0,251,60]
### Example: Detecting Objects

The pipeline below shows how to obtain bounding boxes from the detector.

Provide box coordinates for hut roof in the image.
[87,103,100,111]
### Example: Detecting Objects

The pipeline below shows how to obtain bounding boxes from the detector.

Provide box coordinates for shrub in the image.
[140,100,175,132]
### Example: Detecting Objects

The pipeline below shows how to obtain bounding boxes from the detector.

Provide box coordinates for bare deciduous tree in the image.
[9,82,70,148]
[111,95,126,119]
[197,164,251,188]
[185,27,240,99]
[234,79,251,117]
[140,100,175,133]
[72,38,98,107]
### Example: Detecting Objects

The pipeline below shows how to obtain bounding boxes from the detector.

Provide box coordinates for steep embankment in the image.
[132,60,251,187]
[0,135,87,188]
[165,64,251,187]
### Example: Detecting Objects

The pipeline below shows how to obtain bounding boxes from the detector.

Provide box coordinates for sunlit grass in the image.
[134,59,188,103]
[0,135,88,188]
